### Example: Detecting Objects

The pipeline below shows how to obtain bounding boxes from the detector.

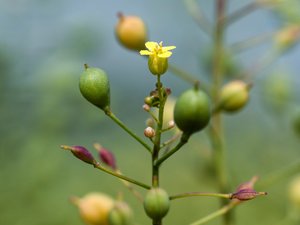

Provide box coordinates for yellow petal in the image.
[158,51,172,58]
[140,50,152,55]
[162,46,176,51]
[145,41,158,51]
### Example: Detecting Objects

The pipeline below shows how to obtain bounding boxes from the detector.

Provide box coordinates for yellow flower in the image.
[140,41,176,58]
[140,41,176,75]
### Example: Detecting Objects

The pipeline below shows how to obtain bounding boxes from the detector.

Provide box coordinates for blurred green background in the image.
[1,0,300,225]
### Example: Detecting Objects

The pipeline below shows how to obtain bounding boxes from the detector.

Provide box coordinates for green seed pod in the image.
[143,188,170,220]
[218,80,249,113]
[79,65,110,111]
[108,201,134,225]
[174,88,210,134]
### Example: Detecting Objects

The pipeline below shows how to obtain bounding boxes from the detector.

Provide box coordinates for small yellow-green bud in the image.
[274,24,300,50]
[115,13,148,51]
[288,176,300,209]
[218,80,250,113]
[148,55,168,75]
[79,65,110,111]
[143,188,170,220]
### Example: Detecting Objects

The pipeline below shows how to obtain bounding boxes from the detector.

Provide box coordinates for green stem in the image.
[230,31,275,53]
[223,1,260,26]
[155,133,190,167]
[242,48,280,81]
[257,159,300,189]
[115,169,144,202]
[93,162,150,189]
[189,201,240,225]
[105,110,152,154]
[208,126,228,194]
[211,0,231,224]
[170,192,231,200]
[184,0,213,35]
[151,75,165,225]
[168,64,209,92]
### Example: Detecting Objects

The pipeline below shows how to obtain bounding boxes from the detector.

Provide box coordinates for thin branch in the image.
[189,201,240,225]
[184,0,213,35]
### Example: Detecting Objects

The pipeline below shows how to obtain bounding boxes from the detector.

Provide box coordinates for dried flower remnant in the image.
[230,176,267,201]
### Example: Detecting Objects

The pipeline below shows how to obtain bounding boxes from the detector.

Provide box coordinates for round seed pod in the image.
[115,13,147,51]
[79,65,110,111]
[174,88,210,134]
[219,80,249,113]
[108,201,134,225]
[143,188,170,220]
[72,193,114,225]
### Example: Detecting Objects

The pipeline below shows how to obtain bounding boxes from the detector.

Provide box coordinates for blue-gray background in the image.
[1,0,300,224]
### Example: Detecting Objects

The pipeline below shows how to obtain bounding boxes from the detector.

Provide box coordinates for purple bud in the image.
[231,176,267,201]
[99,148,117,170]
[61,145,95,165]
[231,188,267,201]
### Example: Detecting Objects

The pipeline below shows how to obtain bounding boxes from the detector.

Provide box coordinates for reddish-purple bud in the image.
[93,144,117,170]
[61,145,96,165]
[231,176,267,201]
[230,188,267,201]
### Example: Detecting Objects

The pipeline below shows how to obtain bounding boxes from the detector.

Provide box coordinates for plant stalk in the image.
[105,110,152,153]
[211,0,232,224]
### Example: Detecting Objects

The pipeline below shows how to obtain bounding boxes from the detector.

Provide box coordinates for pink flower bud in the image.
[230,188,267,201]
[143,104,151,112]
[231,176,267,201]
[144,126,156,138]
[61,145,95,165]
[167,120,175,129]
[99,148,117,170]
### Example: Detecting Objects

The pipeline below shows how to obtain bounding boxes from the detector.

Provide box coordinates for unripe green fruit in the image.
[143,188,170,220]
[79,66,110,111]
[174,88,210,134]
[219,80,249,113]
[108,202,134,225]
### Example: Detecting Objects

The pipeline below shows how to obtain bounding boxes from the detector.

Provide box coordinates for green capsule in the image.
[79,65,110,111]
[174,88,210,134]
[108,201,134,225]
[219,80,249,113]
[143,188,170,220]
